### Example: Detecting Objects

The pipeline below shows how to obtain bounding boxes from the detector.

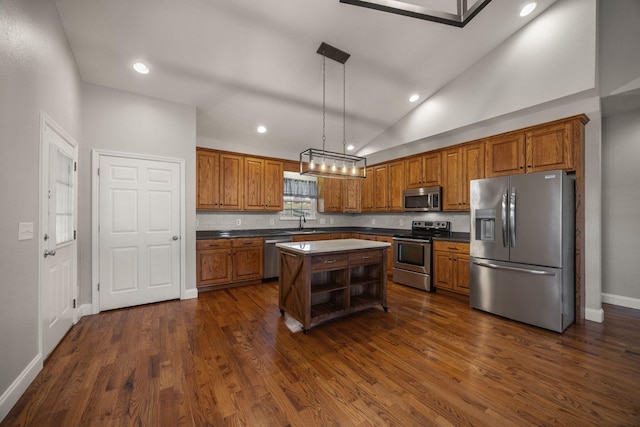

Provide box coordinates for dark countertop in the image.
[196,227,470,242]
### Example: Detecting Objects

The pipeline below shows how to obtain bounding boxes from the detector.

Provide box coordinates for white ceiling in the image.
[55,0,558,159]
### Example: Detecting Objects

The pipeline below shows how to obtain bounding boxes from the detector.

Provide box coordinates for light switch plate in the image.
[330,218,334,225]
[320,218,326,225]
[19,222,34,241]
[371,219,376,225]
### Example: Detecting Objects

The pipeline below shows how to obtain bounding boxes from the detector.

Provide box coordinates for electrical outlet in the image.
[236,219,241,226]
[269,218,275,226]
[399,219,404,226]
[330,218,334,225]
[371,218,376,225]
[320,218,326,225]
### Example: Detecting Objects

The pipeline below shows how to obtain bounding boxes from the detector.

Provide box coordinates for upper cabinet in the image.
[405,151,441,188]
[343,179,361,213]
[244,157,283,211]
[361,167,374,212]
[197,149,243,210]
[370,161,404,212]
[486,118,577,177]
[442,141,485,211]
[319,177,344,213]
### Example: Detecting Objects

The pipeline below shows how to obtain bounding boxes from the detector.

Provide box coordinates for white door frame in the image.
[91,149,186,314]
[39,112,79,356]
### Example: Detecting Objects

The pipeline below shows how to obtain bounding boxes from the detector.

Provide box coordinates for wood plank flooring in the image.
[3,282,640,426]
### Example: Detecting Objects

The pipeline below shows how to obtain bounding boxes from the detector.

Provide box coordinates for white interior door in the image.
[98,155,181,311]
[41,117,77,359]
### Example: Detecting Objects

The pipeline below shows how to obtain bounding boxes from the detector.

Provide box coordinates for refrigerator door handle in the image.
[472,261,556,276]
[509,188,516,248]
[501,192,508,247]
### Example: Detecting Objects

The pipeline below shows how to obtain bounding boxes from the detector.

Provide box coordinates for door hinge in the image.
[73,299,77,309]
[74,161,77,172]
[74,230,77,240]
[97,167,100,176]
[97,283,100,291]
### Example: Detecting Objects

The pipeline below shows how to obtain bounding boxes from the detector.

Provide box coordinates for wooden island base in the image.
[277,239,390,333]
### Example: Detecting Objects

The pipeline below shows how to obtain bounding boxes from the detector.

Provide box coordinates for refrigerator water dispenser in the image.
[474,209,496,241]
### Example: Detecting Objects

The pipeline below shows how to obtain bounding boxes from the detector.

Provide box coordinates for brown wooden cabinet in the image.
[442,141,485,211]
[405,151,441,189]
[486,119,576,177]
[375,235,394,277]
[196,237,263,289]
[343,179,361,213]
[433,241,470,295]
[370,161,404,212]
[231,238,264,282]
[361,167,374,212]
[244,157,283,211]
[196,239,232,286]
[196,149,243,210]
[319,177,343,212]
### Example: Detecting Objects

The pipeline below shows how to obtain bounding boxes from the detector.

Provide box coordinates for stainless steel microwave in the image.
[402,186,442,212]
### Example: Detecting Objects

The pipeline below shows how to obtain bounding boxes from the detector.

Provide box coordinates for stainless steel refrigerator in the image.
[469,169,575,332]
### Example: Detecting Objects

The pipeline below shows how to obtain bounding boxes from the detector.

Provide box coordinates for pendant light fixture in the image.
[300,42,367,179]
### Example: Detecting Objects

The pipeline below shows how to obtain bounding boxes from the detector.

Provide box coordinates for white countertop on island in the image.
[276,238,390,255]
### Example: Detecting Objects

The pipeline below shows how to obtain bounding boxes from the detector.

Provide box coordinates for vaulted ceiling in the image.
[55,0,558,159]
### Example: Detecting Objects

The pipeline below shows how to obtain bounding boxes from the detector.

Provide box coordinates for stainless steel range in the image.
[393,221,451,292]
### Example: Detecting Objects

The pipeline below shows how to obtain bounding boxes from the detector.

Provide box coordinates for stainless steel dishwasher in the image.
[263,235,293,280]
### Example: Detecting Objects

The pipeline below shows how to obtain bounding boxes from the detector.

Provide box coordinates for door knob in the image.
[44,249,56,258]
[172,235,180,241]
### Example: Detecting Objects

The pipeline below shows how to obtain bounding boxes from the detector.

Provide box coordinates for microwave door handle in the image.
[510,187,516,248]
[501,192,508,247]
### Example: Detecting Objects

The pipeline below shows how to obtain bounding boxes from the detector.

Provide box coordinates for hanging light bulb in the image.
[352,164,357,175]
[331,162,337,172]
[342,163,347,173]
[321,161,326,171]
[309,156,315,170]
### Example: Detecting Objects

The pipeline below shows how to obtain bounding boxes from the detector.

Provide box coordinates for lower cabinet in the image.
[197,237,263,290]
[433,241,470,295]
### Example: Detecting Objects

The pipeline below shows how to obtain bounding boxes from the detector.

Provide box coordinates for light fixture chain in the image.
[343,62,346,155]
[322,53,326,154]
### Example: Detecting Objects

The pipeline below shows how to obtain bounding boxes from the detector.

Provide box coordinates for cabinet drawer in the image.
[433,240,469,253]
[197,239,231,250]
[232,237,263,247]
[311,253,349,271]
[349,250,382,265]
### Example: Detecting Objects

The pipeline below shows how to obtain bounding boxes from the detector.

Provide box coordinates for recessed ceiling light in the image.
[520,2,536,17]
[133,62,149,74]
[346,144,355,151]
[257,125,267,134]
[409,94,420,103]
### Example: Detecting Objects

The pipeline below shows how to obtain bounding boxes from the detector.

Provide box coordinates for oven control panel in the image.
[412,220,450,231]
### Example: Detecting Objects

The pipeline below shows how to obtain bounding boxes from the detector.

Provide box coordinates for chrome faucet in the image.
[299,214,306,230]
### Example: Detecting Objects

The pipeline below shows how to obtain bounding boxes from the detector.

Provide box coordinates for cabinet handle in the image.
[362,256,372,259]
[324,259,337,264]
[447,247,457,250]
[282,252,298,258]
[243,241,253,245]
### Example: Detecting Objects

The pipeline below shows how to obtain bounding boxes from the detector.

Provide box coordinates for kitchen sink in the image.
[285,229,325,235]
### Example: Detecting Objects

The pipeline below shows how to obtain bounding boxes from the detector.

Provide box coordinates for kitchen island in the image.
[276,239,390,333]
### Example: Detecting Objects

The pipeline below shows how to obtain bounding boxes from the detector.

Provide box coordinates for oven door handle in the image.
[393,237,431,244]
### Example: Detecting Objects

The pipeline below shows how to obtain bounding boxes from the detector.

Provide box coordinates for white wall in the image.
[80,83,197,306]
[601,109,640,307]
[0,0,83,419]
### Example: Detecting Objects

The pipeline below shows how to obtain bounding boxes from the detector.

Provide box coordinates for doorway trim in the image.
[91,149,187,314]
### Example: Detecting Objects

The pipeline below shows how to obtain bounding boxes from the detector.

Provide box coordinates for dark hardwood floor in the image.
[3,281,639,426]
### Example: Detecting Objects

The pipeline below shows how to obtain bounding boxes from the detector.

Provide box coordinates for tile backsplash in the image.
[196,211,470,233]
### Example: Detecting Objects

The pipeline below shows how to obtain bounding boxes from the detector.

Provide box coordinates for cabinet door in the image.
[361,167,374,211]
[388,161,405,212]
[219,153,243,210]
[197,248,232,286]
[232,246,263,281]
[433,251,454,290]
[442,148,462,211]
[453,254,470,295]
[264,160,283,210]
[525,121,573,173]
[196,150,219,209]
[375,236,394,276]
[405,155,424,189]
[423,151,442,187]
[373,164,389,211]
[343,179,361,213]
[462,142,485,209]
[243,157,264,210]
[486,132,525,177]
[329,178,343,212]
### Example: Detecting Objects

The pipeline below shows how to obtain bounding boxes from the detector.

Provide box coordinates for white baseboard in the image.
[602,293,640,310]
[585,307,604,323]
[78,303,93,319]
[182,288,198,300]
[0,354,42,422]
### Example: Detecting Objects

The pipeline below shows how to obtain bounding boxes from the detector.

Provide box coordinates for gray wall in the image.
[602,109,640,304]
[0,0,82,417]
[80,83,197,306]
